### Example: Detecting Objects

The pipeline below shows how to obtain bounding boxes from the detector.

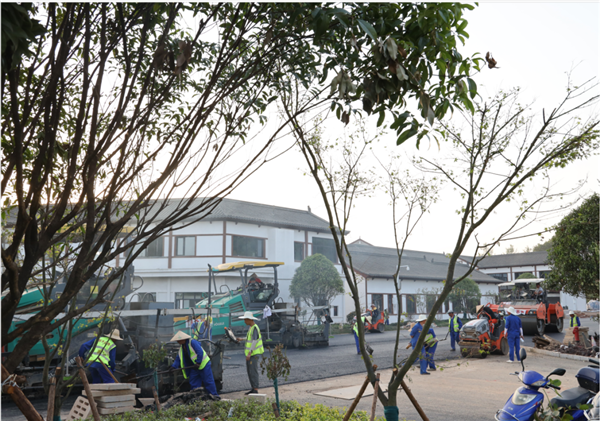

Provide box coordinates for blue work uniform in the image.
[353,317,366,354]
[79,338,117,384]
[409,323,428,374]
[192,319,212,340]
[504,314,523,361]
[424,328,437,370]
[448,315,463,351]
[569,316,581,327]
[172,339,218,396]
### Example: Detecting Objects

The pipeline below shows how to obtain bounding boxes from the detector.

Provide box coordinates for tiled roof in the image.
[474,251,549,268]
[347,244,500,283]
[140,198,335,233]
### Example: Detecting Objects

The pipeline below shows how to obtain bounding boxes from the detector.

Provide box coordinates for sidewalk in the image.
[221,351,588,421]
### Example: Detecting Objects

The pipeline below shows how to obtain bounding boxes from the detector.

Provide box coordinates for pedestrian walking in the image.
[503,307,524,363]
[169,331,218,396]
[79,329,122,384]
[236,311,264,395]
[447,310,462,351]
[410,315,429,375]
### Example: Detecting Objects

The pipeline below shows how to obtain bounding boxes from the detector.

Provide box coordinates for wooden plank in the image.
[83,388,140,396]
[1,364,44,421]
[96,399,135,408]
[97,406,135,415]
[88,382,137,390]
[95,394,135,403]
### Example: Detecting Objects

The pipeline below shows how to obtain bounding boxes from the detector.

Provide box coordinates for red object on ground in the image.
[573,326,580,342]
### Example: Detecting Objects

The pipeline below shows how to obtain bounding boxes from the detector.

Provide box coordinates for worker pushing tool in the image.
[169,331,219,396]
[410,315,430,375]
[504,307,524,363]
[79,329,122,384]
[352,315,370,355]
[236,311,264,395]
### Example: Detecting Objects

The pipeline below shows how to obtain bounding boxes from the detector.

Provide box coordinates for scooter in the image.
[495,349,599,421]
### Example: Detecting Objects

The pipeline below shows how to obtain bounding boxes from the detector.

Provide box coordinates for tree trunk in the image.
[1,364,44,421]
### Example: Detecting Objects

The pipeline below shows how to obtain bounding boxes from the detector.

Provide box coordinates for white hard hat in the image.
[238,311,259,321]
[416,315,427,322]
[505,307,517,315]
[569,311,575,316]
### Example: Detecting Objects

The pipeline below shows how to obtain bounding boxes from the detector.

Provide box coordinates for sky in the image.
[220,3,600,256]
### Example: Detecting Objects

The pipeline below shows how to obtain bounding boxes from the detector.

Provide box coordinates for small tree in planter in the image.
[143,342,168,393]
[260,344,291,413]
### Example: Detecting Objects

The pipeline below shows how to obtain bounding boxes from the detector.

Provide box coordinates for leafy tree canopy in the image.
[516,272,535,279]
[533,238,553,252]
[545,193,599,298]
[290,254,344,307]
[448,277,481,313]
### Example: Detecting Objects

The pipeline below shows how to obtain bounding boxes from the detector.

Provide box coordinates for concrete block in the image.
[97,399,135,408]
[138,397,155,407]
[95,394,135,403]
[246,393,267,404]
[66,396,91,420]
[84,387,141,396]
[97,405,135,415]
[88,382,137,390]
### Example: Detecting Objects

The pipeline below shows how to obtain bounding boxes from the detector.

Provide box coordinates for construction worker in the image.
[79,329,122,384]
[447,310,463,351]
[236,311,263,395]
[424,326,438,372]
[384,308,390,325]
[192,314,213,340]
[169,331,218,396]
[352,315,369,355]
[504,307,524,363]
[410,315,430,375]
[569,311,581,327]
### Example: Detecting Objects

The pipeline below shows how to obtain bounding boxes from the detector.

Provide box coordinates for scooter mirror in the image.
[520,348,527,361]
[547,368,566,377]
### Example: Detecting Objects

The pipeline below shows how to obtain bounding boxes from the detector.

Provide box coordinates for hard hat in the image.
[569,311,575,316]
[238,311,259,320]
[447,310,454,314]
[105,329,123,341]
[416,315,427,322]
[170,331,191,342]
[505,307,517,315]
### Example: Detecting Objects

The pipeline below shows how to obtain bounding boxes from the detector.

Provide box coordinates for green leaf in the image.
[357,19,378,42]
[467,77,477,99]
[377,111,385,127]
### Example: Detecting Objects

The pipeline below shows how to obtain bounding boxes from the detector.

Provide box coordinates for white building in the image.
[347,241,502,323]
[461,251,587,311]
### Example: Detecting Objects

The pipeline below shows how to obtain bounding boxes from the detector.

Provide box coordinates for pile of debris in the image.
[532,327,599,357]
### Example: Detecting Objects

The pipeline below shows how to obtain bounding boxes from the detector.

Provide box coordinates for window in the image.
[175,236,196,256]
[175,292,208,309]
[490,273,508,282]
[333,306,338,317]
[406,294,417,314]
[388,294,395,315]
[426,295,437,313]
[232,235,265,258]
[538,271,551,279]
[134,237,164,258]
[294,242,305,262]
[371,294,383,311]
[312,237,337,263]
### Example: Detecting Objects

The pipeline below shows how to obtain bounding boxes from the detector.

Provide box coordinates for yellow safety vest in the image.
[179,340,210,379]
[88,337,115,366]
[570,317,580,327]
[353,316,366,335]
[450,316,460,332]
[245,324,264,357]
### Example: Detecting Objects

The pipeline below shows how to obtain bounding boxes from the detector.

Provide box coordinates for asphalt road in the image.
[2,316,597,420]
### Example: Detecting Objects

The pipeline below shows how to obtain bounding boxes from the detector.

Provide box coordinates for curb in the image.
[522,346,596,363]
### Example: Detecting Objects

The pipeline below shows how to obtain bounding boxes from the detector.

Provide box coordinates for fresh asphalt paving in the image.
[2,316,597,420]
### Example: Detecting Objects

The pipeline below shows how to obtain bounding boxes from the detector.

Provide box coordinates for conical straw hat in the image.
[105,329,123,341]
[170,331,191,342]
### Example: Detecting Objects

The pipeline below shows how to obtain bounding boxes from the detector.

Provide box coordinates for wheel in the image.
[461,348,469,358]
[377,323,385,333]
[536,319,546,336]
[500,337,509,355]
[479,350,488,359]
[547,316,564,333]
